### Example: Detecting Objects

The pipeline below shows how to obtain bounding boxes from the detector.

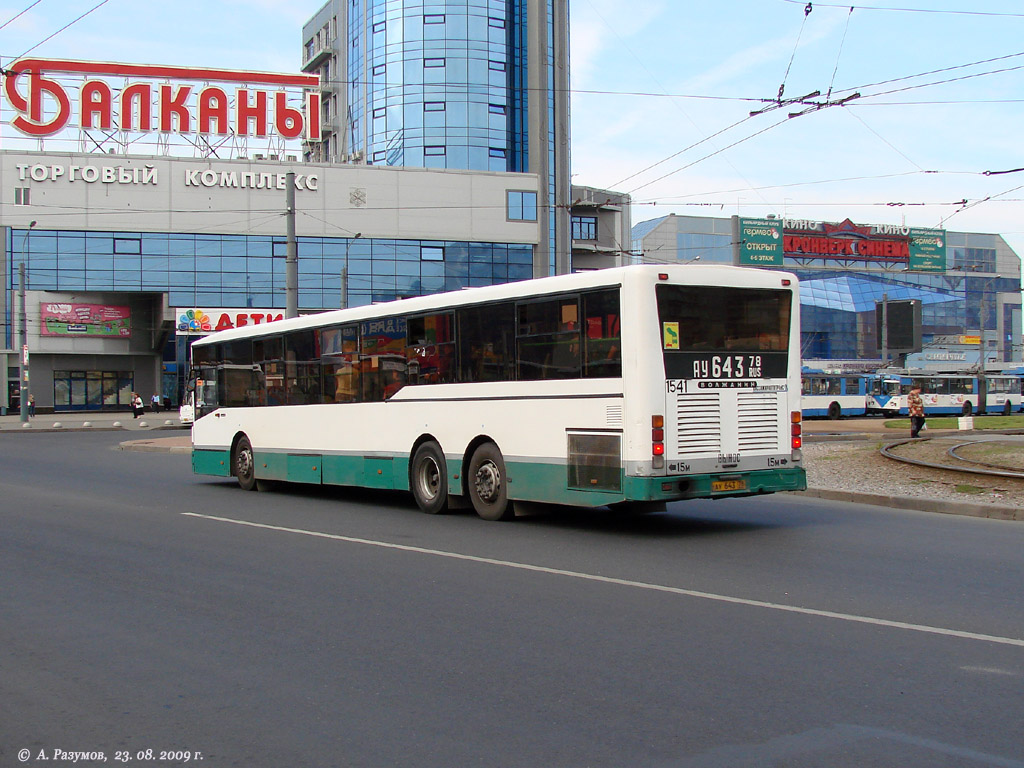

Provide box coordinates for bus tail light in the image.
[791,411,802,450]
[653,415,665,468]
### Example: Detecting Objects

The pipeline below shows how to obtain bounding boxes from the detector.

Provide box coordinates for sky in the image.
[1,0,1024,255]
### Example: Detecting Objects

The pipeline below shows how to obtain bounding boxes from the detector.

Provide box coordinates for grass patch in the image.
[884,415,1024,430]
[954,484,987,495]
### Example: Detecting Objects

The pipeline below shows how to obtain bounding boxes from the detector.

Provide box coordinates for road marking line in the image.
[182,512,1024,649]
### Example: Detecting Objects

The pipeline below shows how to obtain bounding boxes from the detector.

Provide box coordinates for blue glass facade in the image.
[354,0,528,174]
[5,227,534,333]
[638,216,1023,364]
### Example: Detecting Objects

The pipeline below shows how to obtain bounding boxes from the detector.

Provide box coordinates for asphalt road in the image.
[2,432,1023,768]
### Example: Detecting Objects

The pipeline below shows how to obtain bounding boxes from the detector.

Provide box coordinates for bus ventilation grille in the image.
[606,404,624,428]
[737,391,780,451]
[673,392,722,456]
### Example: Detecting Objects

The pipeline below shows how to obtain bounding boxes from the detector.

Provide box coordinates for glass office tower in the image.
[302,0,570,275]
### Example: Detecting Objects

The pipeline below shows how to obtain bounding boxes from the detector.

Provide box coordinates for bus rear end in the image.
[628,270,806,503]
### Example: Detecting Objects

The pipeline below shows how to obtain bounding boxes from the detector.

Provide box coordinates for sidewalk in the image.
[0,408,189,433]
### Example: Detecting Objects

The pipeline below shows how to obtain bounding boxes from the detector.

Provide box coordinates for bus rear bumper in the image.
[624,467,807,502]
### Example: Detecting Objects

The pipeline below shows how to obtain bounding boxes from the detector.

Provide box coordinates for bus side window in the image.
[458,302,515,383]
[285,330,320,405]
[517,297,581,380]
[255,336,284,406]
[406,313,456,386]
[583,289,621,378]
[320,325,361,403]
[360,316,408,401]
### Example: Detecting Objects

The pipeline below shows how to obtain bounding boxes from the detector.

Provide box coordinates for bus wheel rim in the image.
[474,461,501,502]
[238,448,253,479]
[417,457,441,500]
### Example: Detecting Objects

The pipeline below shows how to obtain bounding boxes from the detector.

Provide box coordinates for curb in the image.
[796,487,1023,522]
[119,439,191,454]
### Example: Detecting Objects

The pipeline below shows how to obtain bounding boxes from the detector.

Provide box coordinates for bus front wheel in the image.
[827,402,841,420]
[233,435,257,492]
[467,443,513,521]
[410,441,449,514]
[1004,401,1012,416]
[962,401,973,416]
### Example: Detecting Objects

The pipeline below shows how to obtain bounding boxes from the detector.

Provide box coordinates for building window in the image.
[572,216,598,241]
[489,148,507,159]
[424,14,445,24]
[424,146,446,156]
[372,21,386,33]
[424,101,445,112]
[488,60,506,72]
[507,191,538,222]
[113,237,141,254]
[373,107,386,119]
[372,64,386,76]
[488,104,506,115]
[424,58,445,68]
[14,187,30,205]
[488,17,506,28]
[421,246,444,261]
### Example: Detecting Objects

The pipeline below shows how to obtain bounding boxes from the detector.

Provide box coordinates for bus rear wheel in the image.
[467,443,513,521]
[962,401,973,416]
[827,402,841,420]
[1004,401,1012,416]
[411,441,449,514]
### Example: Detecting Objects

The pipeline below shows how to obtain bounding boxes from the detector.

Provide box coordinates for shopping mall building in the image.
[632,213,1023,371]
[1,0,572,413]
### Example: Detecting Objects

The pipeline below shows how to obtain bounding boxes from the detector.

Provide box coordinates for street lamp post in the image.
[342,233,361,309]
[18,221,36,423]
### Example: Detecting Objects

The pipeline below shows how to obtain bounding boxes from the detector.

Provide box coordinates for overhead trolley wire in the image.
[825,6,855,100]
[777,2,814,102]
[9,0,112,62]
[780,0,1024,17]
[0,0,44,34]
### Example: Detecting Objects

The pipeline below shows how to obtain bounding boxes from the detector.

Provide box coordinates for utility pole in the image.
[978,288,988,415]
[342,233,361,309]
[285,170,298,319]
[18,262,28,423]
[880,293,888,367]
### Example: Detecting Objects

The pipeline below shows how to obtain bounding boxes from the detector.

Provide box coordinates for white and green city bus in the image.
[187,265,806,520]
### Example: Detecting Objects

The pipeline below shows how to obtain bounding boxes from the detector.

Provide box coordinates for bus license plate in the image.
[712,478,747,493]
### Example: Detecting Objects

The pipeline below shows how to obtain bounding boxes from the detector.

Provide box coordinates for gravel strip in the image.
[803,439,1024,508]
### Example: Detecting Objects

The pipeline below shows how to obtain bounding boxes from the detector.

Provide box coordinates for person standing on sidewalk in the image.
[151,393,161,413]
[908,385,926,438]
[28,394,35,418]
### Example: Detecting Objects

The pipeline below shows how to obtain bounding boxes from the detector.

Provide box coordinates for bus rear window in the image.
[656,285,790,352]
[657,284,791,380]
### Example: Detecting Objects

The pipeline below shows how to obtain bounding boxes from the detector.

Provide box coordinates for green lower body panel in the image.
[193,448,231,477]
[194,447,806,508]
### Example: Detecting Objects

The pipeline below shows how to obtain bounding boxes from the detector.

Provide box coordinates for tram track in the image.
[881,437,1024,479]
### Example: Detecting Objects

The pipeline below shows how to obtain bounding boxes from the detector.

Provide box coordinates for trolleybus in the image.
[900,373,1022,416]
[186,265,806,519]
[800,370,870,419]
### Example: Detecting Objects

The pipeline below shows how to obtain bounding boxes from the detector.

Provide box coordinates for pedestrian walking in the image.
[908,384,926,438]
[28,394,35,417]
[151,393,161,413]
[132,392,144,419]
